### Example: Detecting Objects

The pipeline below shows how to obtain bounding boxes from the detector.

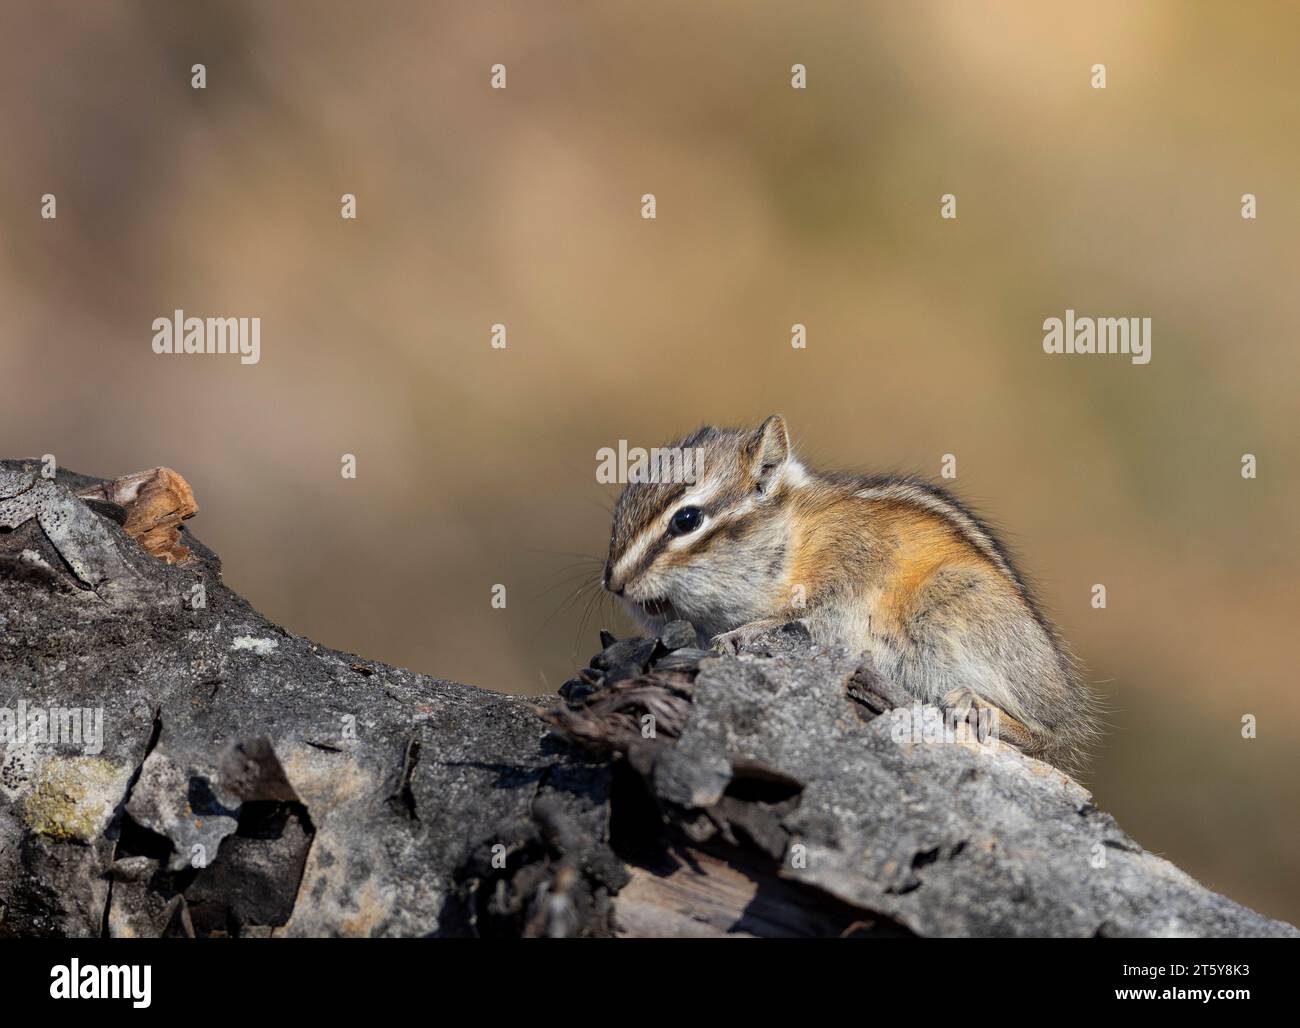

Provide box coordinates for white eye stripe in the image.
[611,477,725,581]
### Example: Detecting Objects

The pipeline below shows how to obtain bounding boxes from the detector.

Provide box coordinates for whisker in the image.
[519,548,606,563]
[542,575,602,631]
[574,583,606,658]
[533,570,603,600]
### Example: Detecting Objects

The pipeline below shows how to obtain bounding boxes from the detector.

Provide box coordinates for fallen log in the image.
[0,459,1294,938]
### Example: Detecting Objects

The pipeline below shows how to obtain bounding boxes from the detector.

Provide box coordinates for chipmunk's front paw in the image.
[710,628,750,655]
[711,618,789,655]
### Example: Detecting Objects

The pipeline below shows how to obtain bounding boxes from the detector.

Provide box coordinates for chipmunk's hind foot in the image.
[941,686,1040,754]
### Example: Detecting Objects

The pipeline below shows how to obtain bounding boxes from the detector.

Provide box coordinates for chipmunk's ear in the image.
[747,414,790,493]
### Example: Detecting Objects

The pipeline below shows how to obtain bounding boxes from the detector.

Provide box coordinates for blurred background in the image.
[1,1,1297,924]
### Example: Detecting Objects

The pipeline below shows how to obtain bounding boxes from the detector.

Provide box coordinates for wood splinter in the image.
[77,467,198,565]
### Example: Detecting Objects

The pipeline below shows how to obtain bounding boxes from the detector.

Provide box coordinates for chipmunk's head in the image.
[603,415,805,639]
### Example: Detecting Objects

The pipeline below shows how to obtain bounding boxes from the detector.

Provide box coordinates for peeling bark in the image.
[76,467,198,565]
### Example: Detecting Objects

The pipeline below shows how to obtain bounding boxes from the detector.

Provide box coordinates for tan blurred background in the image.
[1,1,1296,923]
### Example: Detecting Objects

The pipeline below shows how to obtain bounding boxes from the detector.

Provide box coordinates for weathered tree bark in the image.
[0,460,1294,938]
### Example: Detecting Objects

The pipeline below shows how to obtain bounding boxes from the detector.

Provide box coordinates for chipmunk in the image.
[602,415,1098,773]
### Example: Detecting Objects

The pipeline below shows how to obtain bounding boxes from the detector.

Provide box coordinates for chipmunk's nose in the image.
[603,564,624,595]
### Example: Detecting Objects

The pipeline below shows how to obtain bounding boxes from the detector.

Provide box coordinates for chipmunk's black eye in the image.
[668,506,703,537]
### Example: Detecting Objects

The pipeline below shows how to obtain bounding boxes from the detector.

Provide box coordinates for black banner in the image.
[1,938,1291,1014]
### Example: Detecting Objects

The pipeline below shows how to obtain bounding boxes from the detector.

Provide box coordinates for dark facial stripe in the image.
[620,484,794,585]
[616,493,728,585]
